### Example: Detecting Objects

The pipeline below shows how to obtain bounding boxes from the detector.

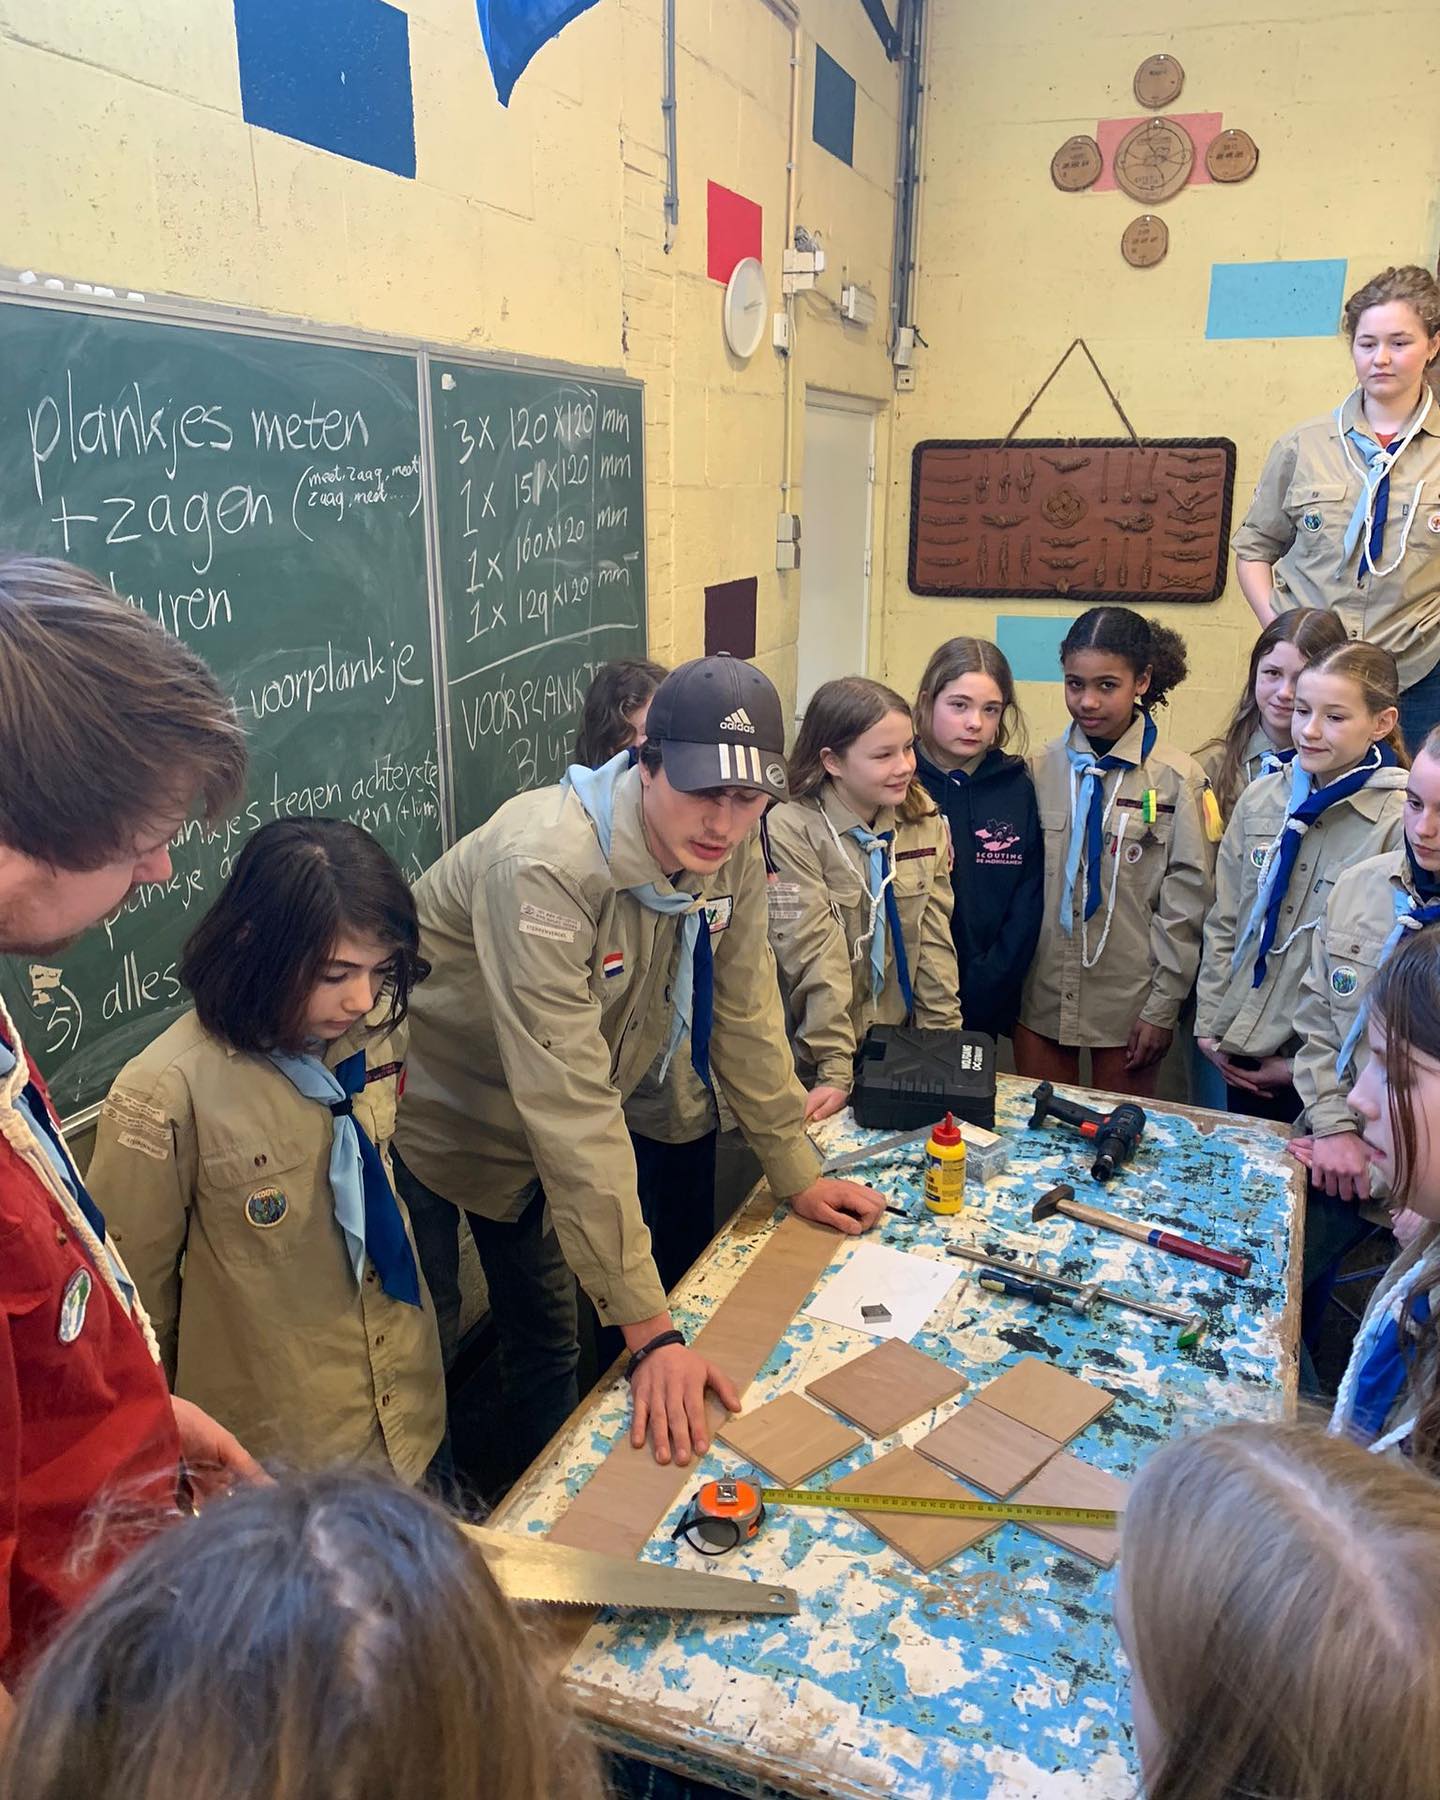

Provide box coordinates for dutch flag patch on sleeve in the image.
[603,951,625,979]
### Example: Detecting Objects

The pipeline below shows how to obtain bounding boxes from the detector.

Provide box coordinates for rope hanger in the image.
[1000,337,1143,449]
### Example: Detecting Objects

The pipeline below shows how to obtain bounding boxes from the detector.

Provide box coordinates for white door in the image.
[796,393,876,718]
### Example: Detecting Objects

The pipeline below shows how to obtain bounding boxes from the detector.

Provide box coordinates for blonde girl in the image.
[1015,607,1214,1100]
[913,638,1042,1041]
[1196,641,1408,1120]
[1117,1419,1440,1800]
[766,677,962,1122]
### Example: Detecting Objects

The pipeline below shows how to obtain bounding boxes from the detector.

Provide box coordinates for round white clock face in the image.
[723,256,768,359]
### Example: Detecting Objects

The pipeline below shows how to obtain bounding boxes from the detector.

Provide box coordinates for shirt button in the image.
[375,1334,386,1347]
[366,1270,378,1285]
[381,1393,392,1407]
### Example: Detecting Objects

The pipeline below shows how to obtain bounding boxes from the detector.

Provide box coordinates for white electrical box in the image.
[840,283,877,326]
[776,512,802,571]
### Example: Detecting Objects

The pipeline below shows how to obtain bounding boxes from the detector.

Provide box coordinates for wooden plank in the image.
[805,1337,968,1437]
[830,1446,997,1572]
[1013,1453,1128,1568]
[717,1392,865,1486]
[976,1356,1114,1441]
[916,1398,1062,1496]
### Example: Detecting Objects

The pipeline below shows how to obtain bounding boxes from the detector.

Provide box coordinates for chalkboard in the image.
[0,295,441,1116]
[428,359,647,834]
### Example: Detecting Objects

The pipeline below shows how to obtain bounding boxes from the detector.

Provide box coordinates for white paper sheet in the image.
[801,1241,961,1342]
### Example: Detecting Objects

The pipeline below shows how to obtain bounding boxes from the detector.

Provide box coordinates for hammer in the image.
[1031,1183,1253,1279]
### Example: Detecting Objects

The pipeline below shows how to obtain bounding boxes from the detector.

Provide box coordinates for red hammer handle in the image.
[1150,1230,1252,1279]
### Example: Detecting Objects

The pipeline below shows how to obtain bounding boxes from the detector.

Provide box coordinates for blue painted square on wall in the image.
[234,0,416,179]
[1205,259,1348,340]
[813,45,856,166]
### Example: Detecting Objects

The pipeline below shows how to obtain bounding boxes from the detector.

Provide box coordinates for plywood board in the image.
[1013,1453,1128,1568]
[830,1446,997,1572]
[548,1213,839,1556]
[804,1337,968,1438]
[717,1393,864,1486]
[978,1358,1113,1442]
[917,1400,1061,1497]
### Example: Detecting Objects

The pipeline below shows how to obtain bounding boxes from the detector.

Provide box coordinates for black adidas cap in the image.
[645,654,789,800]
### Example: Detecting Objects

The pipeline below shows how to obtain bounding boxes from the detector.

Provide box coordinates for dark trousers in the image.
[393,1151,580,1484]
[1401,657,1440,755]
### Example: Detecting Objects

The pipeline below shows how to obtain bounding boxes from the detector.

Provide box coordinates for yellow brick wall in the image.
[881,0,1440,756]
[0,0,903,712]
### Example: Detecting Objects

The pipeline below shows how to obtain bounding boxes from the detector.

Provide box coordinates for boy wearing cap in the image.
[394,656,883,1474]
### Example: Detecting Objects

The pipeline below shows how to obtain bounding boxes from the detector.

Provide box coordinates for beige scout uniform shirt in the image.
[1196,769,1407,1057]
[394,767,820,1325]
[1233,392,1440,691]
[623,1045,722,1145]
[1293,847,1419,1138]
[1021,719,1215,1047]
[87,1011,444,1483]
[1195,724,1281,822]
[765,786,962,1089]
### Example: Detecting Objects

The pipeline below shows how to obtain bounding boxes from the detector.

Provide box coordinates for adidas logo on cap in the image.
[719,707,755,734]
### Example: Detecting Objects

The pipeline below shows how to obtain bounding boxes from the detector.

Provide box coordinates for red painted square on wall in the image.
[707,180,763,286]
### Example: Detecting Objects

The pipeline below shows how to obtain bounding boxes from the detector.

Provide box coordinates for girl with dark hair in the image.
[572,657,667,768]
[1234,264,1440,748]
[87,819,444,1482]
[913,637,1042,1041]
[766,677,962,1121]
[0,1471,606,1800]
[1015,607,1215,1099]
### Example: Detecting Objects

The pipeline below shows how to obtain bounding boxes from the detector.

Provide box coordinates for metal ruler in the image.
[817,1124,933,1175]
[759,1487,1119,1528]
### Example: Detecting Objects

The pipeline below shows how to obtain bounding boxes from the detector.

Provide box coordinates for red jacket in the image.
[0,1031,179,1682]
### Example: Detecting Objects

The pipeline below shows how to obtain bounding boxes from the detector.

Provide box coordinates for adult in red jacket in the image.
[0,557,259,1703]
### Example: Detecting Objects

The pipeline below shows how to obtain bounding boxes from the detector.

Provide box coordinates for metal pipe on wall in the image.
[662,0,678,248]
[888,0,927,356]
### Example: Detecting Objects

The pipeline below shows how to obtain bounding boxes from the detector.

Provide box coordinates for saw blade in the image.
[462,1524,799,1614]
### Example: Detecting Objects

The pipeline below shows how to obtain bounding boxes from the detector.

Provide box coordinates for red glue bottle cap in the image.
[930,1112,962,1146]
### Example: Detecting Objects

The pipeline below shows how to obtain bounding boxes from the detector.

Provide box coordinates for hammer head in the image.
[1031,1183,1074,1222]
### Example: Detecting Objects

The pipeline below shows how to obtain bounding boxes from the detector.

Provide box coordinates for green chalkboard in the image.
[0,296,441,1116]
[428,359,647,834]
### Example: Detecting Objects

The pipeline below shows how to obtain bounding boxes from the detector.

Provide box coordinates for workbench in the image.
[491,1075,1302,1799]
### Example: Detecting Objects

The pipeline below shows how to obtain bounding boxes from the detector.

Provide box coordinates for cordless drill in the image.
[1027,1082,1147,1182]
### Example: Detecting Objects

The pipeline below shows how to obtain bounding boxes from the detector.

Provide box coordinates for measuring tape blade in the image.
[759,1486,1119,1529]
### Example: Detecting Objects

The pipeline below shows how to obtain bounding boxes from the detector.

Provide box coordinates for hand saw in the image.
[816,1123,933,1175]
[461,1522,799,1614]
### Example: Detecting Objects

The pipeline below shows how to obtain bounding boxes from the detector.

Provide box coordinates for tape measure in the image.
[673,1477,1118,1555]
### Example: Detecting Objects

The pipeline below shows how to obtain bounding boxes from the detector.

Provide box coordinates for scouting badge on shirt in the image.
[246,1186,288,1229]
[58,1266,92,1344]
[1301,510,1324,532]
[1331,965,1359,998]
[703,896,733,934]
[1123,841,1145,865]
[1250,845,1268,869]
[1428,510,1440,536]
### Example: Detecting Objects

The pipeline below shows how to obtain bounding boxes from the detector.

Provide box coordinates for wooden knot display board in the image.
[909,437,1237,603]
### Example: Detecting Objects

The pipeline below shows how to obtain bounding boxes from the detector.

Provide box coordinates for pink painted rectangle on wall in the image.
[1093,111,1224,191]
[707,181,763,286]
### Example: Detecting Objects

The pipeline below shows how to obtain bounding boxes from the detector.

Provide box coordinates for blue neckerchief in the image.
[266,1049,421,1306]
[1236,744,1395,986]
[1256,746,1296,779]
[1335,850,1440,1076]
[1350,1290,1432,1439]
[846,824,914,1016]
[1341,429,1391,578]
[1060,712,1157,932]
[563,754,713,1086]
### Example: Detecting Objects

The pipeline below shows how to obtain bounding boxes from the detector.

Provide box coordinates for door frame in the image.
[798,387,880,717]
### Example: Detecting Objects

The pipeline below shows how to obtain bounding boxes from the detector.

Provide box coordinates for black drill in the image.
[1027,1082,1147,1182]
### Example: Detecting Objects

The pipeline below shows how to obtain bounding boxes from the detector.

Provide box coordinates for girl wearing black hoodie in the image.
[914,638,1043,1041]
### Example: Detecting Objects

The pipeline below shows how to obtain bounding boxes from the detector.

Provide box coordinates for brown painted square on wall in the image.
[909,437,1237,602]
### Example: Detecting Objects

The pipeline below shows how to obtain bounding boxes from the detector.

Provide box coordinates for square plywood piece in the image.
[717,1393,864,1486]
[805,1337,967,1437]
[1013,1453,1128,1568]
[917,1400,1062,1498]
[830,1446,997,1572]
[978,1357,1113,1443]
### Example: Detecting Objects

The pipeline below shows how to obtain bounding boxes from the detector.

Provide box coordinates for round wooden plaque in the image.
[1121,214,1169,268]
[1133,53,1185,109]
[1113,116,1195,203]
[1205,127,1260,183]
[1051,135,1103,192]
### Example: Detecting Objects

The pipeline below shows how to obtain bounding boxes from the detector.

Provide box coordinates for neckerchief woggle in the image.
[267,1049,421,1305]
[846,823,914,1016]
[1235,743,1396,986]
[1256,745,1296,779]
[1335,848,1440,1076]
[563,752,713,1086]
[1060,712,1157,932]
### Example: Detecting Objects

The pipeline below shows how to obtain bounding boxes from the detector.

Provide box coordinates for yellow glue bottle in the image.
[923,1112,966,1214]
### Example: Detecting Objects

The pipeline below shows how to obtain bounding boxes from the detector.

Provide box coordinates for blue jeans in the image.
[1400,657,1440,757]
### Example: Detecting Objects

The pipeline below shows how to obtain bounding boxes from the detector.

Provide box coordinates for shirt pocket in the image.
[196,1134,329,1269]
[1110,806,1173,900]
[1323,921,1387,1019]
[1039,802,1070,880]
[1281,478,1349,558]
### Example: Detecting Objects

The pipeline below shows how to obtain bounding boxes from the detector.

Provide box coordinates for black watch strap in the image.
[625,1328,686,1381]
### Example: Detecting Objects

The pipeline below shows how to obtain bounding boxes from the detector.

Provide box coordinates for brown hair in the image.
[788,677,934,824]
[1343,265,1440,352]
[0,1472,608,1800]
[179,819,428,1054]
[1059,607,1188,709]
[1359,928,1440,1468]
[1121,1420,1440,1800]
[1198,610,1347,817]
[1298,640,1409,765]
[0,554,247,869]
[573,657,668,768]
[914,636,1026,756]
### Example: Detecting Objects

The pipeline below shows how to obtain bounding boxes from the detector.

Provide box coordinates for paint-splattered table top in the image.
[493,1076,1302,1799]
